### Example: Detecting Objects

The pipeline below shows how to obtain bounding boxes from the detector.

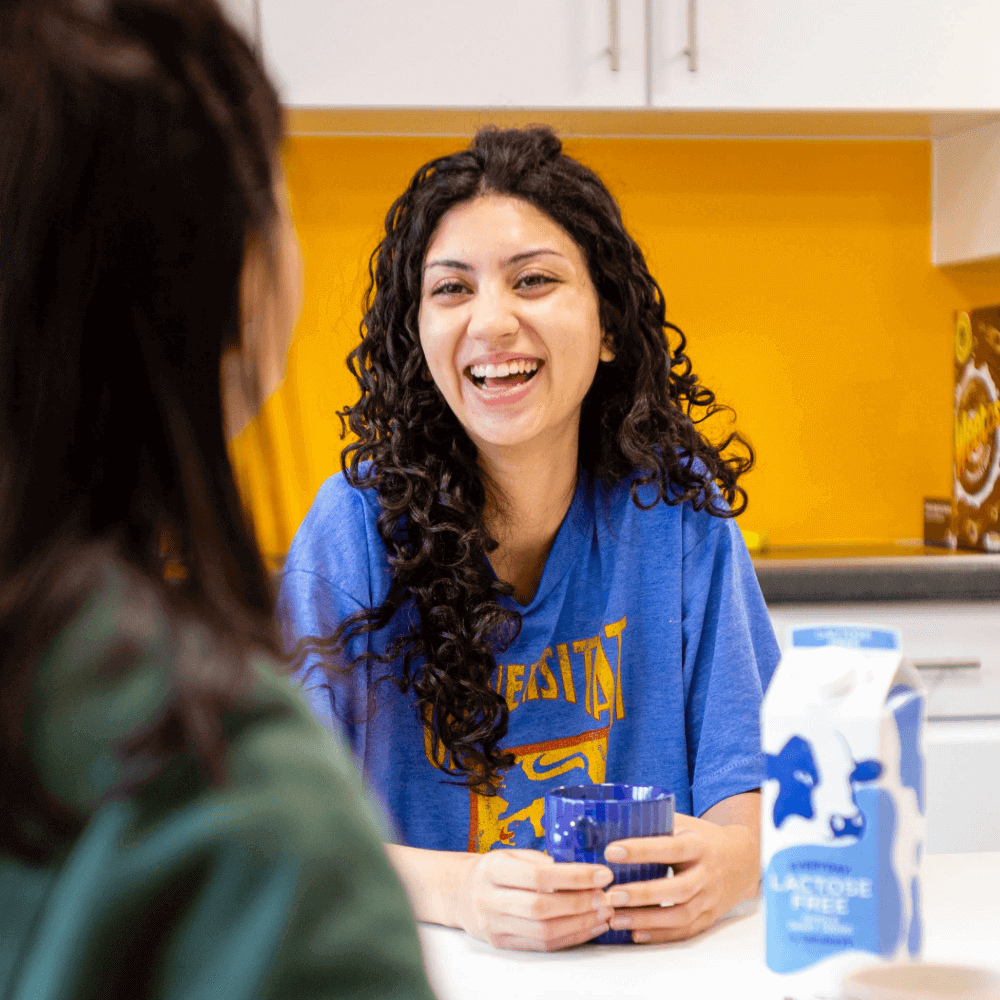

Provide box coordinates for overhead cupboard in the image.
[254,0,1000,112]
[234,0,1000,265]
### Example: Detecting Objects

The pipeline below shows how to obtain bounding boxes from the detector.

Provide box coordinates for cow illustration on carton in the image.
[767,732,882,845]
[762,627,926,999]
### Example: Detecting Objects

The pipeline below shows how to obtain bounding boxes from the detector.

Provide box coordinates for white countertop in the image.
[767,602,1000,720]
[417,853,1000,1000]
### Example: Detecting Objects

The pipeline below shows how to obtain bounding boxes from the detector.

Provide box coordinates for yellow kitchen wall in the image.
[229,135,1000,566]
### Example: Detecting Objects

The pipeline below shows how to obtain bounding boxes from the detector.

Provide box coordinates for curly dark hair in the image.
[326,126,753,795]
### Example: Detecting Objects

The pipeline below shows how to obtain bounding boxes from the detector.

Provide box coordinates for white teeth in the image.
[468,359,540,380]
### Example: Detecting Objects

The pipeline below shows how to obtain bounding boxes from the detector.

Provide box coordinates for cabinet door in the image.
[652,0,1000,110]
[260,0,646,108]
[925,720,1000,853]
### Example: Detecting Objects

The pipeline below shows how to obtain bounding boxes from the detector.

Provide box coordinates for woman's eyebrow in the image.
[424,258,471,273]
[503,248,564,266]
[423,248,566,274]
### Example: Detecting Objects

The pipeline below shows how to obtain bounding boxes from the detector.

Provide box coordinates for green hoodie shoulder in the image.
[0,552,434,1000]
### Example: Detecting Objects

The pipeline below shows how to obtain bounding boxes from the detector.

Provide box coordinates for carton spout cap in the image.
[808,654,858,698]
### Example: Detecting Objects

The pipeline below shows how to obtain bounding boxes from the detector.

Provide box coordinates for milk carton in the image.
[761,626,926,1000]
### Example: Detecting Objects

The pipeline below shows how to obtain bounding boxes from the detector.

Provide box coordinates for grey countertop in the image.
[753,544,1000,603]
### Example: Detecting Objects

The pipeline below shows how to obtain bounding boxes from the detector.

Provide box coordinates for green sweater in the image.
[0,557,436,1000]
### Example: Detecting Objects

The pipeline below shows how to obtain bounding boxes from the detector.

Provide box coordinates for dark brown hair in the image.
[301,126,753,795]
[0,0,282,860]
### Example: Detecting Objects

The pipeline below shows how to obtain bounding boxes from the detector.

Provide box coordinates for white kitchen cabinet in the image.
[767,601,1000,854]
[652,0,1000,110]
[259,0,646,109]
[257,0,1000,113]
[253,0,1000,261]
[924,719,1000,854]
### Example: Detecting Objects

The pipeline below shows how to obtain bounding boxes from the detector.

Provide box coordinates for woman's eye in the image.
[516,273,556,290]
[431,281,469,297]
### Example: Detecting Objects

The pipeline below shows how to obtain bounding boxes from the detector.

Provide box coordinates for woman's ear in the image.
[599,331,616,363]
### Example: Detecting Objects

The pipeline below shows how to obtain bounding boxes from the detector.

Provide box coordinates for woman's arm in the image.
[385,844,478,929]
[601,790,761,944]
[386,843,616,952]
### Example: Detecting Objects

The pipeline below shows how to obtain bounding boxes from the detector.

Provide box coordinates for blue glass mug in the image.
[544,783,675,945]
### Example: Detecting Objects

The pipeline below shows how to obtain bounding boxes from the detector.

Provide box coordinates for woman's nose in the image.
[467,286,518,343]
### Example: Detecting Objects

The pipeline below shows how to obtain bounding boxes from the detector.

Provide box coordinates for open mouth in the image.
[466,358,542,391]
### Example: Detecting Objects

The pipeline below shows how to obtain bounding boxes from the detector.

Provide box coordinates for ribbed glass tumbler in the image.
[543,783,675,945]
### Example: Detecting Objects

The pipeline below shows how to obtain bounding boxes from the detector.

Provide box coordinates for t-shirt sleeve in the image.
[681,512,781,817]
[276,475,380,754]
[277,567,369,749]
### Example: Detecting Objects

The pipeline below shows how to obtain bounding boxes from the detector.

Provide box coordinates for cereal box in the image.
[954,306,1000,551]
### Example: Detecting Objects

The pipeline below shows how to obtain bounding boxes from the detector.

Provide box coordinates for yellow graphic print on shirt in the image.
[492,617,627,722]
[424,616,628,853]
[467,726,610,852]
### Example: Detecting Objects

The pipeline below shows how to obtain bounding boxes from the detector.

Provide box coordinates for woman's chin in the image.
[460,412,545,452]
[467,426,541,454]
[464,415,583,462]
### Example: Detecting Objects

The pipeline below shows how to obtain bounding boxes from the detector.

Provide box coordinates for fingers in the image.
[486,850,613,892]
[606,865,704,908]
[604,830,703,867]
[622,906,717,945]
[460,850,616,953]
[609,897,704,935]
[491,917,612,953]
[491,886,611,923]
[486,906,613,951]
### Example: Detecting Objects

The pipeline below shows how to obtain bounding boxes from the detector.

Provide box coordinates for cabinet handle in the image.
[684,0,698,72]
[607,0,620,72]
[643,0,653,104]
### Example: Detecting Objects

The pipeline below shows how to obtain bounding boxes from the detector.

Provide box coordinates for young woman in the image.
[279,127,780,953]
[0,2,434,997]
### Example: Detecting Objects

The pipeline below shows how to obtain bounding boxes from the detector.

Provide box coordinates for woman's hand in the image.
[604,791,761,944]
[455,849,615,952]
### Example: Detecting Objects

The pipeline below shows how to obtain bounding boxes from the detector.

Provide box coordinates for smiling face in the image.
[418,194,611,461]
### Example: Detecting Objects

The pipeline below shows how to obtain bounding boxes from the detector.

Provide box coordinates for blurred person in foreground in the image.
[0,2,436,998]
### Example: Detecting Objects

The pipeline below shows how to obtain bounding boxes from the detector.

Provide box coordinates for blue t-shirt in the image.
[278,469,779,853]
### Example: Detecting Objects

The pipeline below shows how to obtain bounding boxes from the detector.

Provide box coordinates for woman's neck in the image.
[479,433,579,606]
